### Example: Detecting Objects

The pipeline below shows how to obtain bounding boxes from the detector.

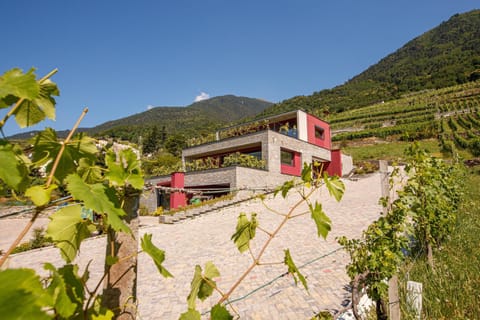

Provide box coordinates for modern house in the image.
[144,110,353,211]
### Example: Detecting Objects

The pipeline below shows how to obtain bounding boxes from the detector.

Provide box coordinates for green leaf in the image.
[31,129,97,183]
[0,268,53,320]
[0,140,31,192]
[92,309,115,320]
[231,212,258,253]
[274,179,295,198]
[44,263,78,318]
[25,184,58,207]
[56,264,85,309]
[179,308,201,320]
[33,79,59,120]
[301,163,313,186]
[211,304,233,320]
[309,202,331,239]
[0,68,39,101]
[5,70,59,127]
[187,262,220,309]
[204,261,220,279]
[198,261,220,301]
[0,94,18,109]
[323,173,345,202]
[46,204,96,262]
[65,174,131,233]
[106,255,119,266]
[187,265,203,309]
[140,233,173,278]
[77,158,103,184]
[13,99,48,128]
[105,148,144,189]
[284,249,308,291]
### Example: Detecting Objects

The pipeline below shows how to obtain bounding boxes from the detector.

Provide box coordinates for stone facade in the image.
[143,110,353,211]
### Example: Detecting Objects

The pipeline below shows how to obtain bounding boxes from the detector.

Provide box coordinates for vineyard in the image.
[329,80,480,157]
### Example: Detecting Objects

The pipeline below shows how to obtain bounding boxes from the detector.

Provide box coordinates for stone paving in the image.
[2,172,383,319]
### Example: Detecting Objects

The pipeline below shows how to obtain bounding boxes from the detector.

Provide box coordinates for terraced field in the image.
[328,80,480,158]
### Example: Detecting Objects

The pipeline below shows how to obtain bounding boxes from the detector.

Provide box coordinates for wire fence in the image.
[0,195,72,219]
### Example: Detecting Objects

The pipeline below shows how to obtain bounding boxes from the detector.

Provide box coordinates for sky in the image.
[1,1,478,136]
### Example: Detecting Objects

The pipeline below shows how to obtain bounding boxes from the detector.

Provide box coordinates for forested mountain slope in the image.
[260,9,480,117]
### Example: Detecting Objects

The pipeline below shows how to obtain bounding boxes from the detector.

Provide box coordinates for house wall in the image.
[297,110,308,142]
[266,130,331,175]
[280,150,301,176]
[341,153,354,176]
[185,166,237,187]
[326,149,342,176]
[306,114,331,149]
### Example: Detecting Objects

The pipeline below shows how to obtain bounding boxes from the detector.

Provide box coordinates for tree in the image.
[164,133,186,157]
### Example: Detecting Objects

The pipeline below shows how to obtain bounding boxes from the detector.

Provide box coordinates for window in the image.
[281,149,294,166]
[315,126,325,140]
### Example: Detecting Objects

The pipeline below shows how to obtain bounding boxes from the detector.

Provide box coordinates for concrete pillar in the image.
[326,149,342,176]
[170,172,186,209]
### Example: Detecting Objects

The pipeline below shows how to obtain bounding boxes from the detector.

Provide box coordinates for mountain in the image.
[89,95,272,139]
[8,95,272,141]
[260,9,480,117]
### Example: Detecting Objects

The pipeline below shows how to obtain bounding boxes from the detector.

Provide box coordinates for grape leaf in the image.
[32,129,97,183]
[211,304,233,320]
[0,268,53,320]
[187,262,219,309]
[0,68,39,101]
[309,201,331,239]
[140,233,173,278]
[92,310,115,320]
[274,179,295,198]
[0,140,31,192]
[46,204,96,262]
[65,174,131,233]
[179,308,201,320]
[284,249,308,291]
[77,158,103,184]
[323,173,345,202]
[187,265,203,309]
[44,263,78,318]
[301,163,313,186]
[25,184,58,206]
[8,72,59,128]
[231,212,258,253]
[105,148,144,190]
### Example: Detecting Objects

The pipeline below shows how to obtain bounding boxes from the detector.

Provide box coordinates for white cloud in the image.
[194,92,210,102]
[147,104,154,110]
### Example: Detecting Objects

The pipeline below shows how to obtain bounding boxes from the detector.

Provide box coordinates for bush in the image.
[12,227,53,254]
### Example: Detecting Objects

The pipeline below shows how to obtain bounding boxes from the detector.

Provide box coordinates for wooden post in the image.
[102,193,139,319]
[389,275,401,320]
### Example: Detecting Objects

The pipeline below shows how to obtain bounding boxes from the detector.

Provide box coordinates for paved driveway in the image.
[4,173,382,319]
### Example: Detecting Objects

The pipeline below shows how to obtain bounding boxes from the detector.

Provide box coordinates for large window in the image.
[281,149,295,166]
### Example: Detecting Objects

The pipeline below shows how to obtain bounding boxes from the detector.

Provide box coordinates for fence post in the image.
[407,281,423,319]
[389,275,401,320]
[379,160,389,214]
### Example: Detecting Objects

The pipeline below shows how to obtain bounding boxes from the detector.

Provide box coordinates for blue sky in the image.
[1,1,478,135]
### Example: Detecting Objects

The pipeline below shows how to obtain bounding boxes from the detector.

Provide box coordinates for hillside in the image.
[260,9,480,117]
[91,95,271,135]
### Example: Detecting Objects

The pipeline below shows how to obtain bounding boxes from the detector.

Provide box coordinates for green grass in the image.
[342,140,443,162]
[398,172,480,319]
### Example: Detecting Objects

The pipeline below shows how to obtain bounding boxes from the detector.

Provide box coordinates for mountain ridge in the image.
[259,9,480,117]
